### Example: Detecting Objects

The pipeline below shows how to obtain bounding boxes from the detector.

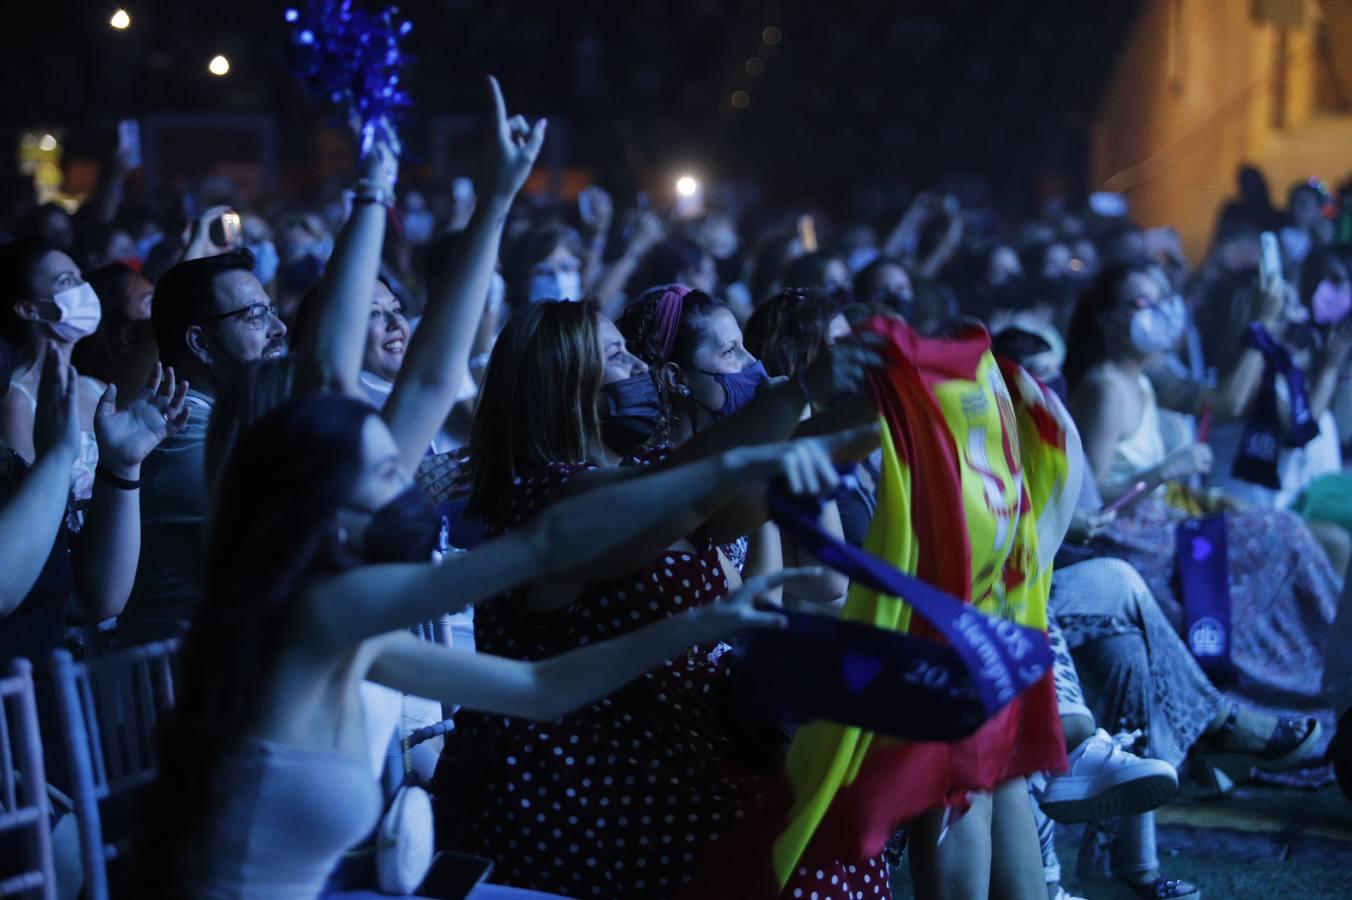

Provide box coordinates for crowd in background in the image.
[1,78,1352,900]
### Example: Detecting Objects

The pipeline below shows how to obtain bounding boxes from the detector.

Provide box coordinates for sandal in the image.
[1197,708,1322,773]
[1080,875,1201,899]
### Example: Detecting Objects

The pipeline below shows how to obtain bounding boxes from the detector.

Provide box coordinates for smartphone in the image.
[636,189,650,212]
[797,214,818,253]
[418,851,493,896]
[1259,231,1283,293]
[117,119,142,169]
[578,187,594,223]
[209,210,242,248]
[1103,480,1149,516]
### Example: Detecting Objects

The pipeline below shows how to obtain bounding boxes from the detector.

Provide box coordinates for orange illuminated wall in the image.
[1090,0,1349,261]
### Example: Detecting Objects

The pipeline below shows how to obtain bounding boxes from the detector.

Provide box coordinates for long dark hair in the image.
[1063,262,1144,390]
[0,237,58,344]
[466,300,604,521]
[743,287,840,379]
[134,393,374,892]
[615,285,723,447]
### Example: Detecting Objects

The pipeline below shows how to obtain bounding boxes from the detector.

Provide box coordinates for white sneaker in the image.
[1050,886,1088,900]
[1039,729,1178,824]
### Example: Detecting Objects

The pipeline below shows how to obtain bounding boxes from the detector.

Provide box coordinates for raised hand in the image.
[487,75,547,200]
[629,209,666,254]
[801,332,888,407]
[32,344,80,462]
[356,118,401,196]
[182,205,238,261]
[1324,319,1352,371]
[1161,442,1213,481]
[701,567,826,630]
[579,185,614,235]
[730,424,879,497]
[93,362,191,475]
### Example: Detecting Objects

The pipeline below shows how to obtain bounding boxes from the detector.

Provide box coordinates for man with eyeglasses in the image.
[122,248,288,640]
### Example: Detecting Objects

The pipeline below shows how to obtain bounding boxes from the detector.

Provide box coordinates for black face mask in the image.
[360,484,444,564]
[600,373,661,455]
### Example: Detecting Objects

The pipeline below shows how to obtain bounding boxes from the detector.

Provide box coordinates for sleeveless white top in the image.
[8,375,102,501]
[1106,374,1167,489]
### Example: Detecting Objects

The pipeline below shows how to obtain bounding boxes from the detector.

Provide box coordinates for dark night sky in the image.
[0,0,1140,215]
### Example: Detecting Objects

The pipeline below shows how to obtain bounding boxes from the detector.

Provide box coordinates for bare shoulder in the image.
[0,390,35,451]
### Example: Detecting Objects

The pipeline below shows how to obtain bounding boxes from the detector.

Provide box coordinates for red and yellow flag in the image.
[691,320,1076,896]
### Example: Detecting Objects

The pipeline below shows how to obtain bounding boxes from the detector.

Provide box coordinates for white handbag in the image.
[374,739,436,894]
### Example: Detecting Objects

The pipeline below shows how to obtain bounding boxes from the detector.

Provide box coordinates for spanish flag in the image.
[690,319,1078,897]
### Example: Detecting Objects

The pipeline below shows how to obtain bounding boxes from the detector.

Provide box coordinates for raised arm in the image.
[0,351,79,616]
[366,570,802,721]
[594,211,665,320]
[382,77,545,472]
[1308,321,1352,422]
[1192,280,1286,421]
[73,364,189,621]
[303,435,852,644]
[292,137,399,397]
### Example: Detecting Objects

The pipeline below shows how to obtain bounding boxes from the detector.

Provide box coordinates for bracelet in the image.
[95,466,141,491]
[351,188,395,209]
[350,177,396,208]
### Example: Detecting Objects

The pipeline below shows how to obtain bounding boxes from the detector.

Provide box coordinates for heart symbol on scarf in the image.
[842,652,883,693]
[1191,536,1213,562]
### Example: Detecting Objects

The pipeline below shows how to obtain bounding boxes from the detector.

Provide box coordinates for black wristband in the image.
[95,466,141,491]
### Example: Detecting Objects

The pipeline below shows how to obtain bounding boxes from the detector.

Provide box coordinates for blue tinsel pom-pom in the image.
[284,1,412,152]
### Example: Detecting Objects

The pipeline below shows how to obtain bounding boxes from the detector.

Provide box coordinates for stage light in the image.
[762,26,782,45]
[731,90,751,110]
[208,55,231,76]
[745,58,765,77]
[110,9,131,30]
[38,134,57,152]
[676,176,699,198]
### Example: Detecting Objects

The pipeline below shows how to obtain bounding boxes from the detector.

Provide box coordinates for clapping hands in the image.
[93,363,191,477]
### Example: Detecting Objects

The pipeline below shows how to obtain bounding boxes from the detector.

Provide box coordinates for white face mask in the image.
[44,282,102,342]
[528,270,582,303]
[1128,297,1184,355]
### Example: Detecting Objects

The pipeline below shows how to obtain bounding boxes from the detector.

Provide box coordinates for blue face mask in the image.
[697,360,769,419]
[247,240,280,286]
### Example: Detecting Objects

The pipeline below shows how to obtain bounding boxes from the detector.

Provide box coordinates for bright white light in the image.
[675,176,698,198]
[208,55,231,76]
[110,9,131,30]
[38,134,57,152]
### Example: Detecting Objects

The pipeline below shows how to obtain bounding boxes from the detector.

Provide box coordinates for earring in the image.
[678,385,691,397]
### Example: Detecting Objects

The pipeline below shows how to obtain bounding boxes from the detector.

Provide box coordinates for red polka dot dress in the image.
[439,461,891,899]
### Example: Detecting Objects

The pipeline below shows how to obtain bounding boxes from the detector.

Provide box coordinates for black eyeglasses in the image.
[213,302,278,331]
